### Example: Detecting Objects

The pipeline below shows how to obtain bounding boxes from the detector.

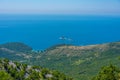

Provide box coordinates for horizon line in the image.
[0,13,120,16]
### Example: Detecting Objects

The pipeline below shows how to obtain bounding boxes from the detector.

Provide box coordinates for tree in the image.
[92,64,120,80]
[0,70,14,80]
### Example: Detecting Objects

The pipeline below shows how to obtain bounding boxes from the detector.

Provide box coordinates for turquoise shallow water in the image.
[0,14,120,50]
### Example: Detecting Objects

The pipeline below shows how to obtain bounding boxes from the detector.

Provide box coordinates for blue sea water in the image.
[0,14,120,50]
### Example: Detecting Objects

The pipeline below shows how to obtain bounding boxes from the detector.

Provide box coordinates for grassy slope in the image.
[0,42,120,80]
[36,42,120,80]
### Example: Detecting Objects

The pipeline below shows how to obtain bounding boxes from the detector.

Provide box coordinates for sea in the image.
[0,14,120,50]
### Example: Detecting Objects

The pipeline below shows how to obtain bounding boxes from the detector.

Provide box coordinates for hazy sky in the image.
[0,0,120,15]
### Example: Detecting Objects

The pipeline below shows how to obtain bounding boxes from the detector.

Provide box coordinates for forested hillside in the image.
[0,58,72,80]
[0,42,120,80]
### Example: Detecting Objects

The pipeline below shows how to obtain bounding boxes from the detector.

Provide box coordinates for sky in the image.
[0,0,120,15]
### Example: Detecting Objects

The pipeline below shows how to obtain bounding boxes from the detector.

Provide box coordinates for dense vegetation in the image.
[0,58,72,80]
[92,64,120,80]
[0,42,120,80]
[34,42,120,80]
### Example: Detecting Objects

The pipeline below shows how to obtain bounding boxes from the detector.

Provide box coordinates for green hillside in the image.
[0,42,120,80]
[0,58,72,80]
[0,42,32,52]
[34,42,120,80]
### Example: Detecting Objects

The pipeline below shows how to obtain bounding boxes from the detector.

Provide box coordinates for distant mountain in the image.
[0,42,32,52]
[0,58,72,80]
[0,42,33,61]
[0,41,120,80]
